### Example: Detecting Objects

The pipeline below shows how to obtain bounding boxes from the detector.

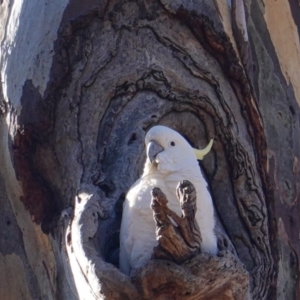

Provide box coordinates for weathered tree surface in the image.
[151,181,202,263]
[0,0,300,299]
[134,251,250,300]
[146,181,251,300]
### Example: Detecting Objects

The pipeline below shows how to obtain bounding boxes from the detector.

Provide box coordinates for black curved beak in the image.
[147,141,164,164]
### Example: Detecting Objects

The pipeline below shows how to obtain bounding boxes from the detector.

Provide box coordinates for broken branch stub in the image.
[143,180,251,300]
[151,180,202,263]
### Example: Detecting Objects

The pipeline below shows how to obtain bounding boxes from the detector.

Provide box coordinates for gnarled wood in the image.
[147,180,251,299]
[133,250,251,300]
[151,181,202,263]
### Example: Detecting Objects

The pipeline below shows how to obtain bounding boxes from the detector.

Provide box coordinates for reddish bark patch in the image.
[12,80,58,232]
[13,126,55,228]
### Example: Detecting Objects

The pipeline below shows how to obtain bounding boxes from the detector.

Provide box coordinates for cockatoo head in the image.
[144,125,213,174]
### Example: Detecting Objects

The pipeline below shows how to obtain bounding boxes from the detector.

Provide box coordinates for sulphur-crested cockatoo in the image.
[119,125,217,275]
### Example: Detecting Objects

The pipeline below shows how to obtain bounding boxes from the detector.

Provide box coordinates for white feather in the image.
[119,125,217,275]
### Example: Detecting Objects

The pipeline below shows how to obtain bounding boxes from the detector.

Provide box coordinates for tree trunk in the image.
[0,0,299,299]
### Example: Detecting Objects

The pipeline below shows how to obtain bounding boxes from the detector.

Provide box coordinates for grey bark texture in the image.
[0,0,299,299]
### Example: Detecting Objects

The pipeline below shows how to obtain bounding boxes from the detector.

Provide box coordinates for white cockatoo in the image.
[119,125,217,275]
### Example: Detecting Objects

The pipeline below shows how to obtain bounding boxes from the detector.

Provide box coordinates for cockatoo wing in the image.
[119,176,159,274]
[119,196,132,275]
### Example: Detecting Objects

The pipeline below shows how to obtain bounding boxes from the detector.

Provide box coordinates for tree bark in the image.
[151,181,202,264]
[146,181,250,300]
[0,0,299,299]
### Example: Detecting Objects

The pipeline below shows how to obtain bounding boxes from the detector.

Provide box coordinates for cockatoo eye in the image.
[170,141,175,146]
